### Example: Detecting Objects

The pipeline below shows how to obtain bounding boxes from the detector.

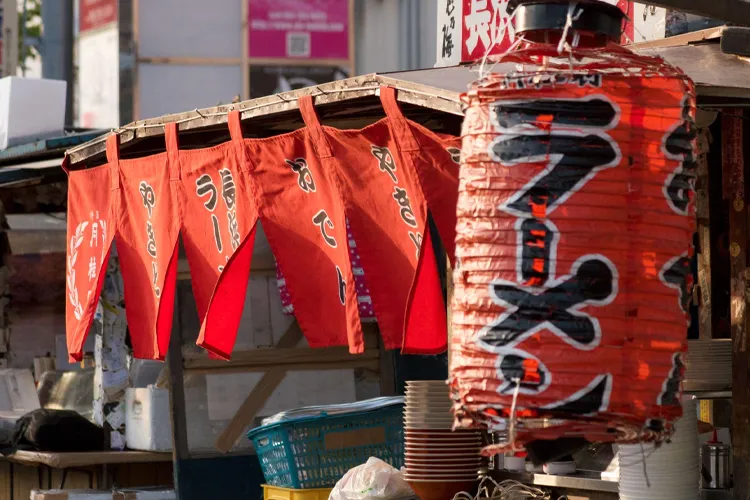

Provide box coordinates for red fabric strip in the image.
[242,108,363,352]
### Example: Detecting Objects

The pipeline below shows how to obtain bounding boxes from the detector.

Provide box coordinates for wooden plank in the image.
[696,128,712,340]
[627,25,725,50]
[183,345,379,371]
[0,461,9,500]
[186,358,379,376]
[214,321,304,453]
[642,0,750,25]
[5,451,171,468]
[725,108,750,500]
[249,276,273,348]
[651,45,750,95]
[13,464,36,500]
[7,231,66,255]
[177,257,277,281]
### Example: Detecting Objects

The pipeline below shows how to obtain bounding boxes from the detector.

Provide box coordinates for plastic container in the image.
[248,404,405,488]
[262,485,333,500]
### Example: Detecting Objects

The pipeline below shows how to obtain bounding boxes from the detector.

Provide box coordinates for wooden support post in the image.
[724,109,749,500]
[378,326,396,397]
[167,300,190,464]
[695,126,713,340]
[0,200,11,367]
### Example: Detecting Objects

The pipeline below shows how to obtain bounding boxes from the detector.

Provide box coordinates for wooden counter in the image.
[0,451,173,500]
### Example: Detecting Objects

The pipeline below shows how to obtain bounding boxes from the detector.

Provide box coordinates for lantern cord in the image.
[477,5,500,79]
[453,476,562,500]
[620,19,661,59]
[618,445,658,467]
[506,377,522,452]
[557,2,583,54]
[480,35,526,81]
[477,4,521,80]
[640,442,651,488]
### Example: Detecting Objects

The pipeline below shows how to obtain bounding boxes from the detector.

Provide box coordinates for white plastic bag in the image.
[329,457,414,500]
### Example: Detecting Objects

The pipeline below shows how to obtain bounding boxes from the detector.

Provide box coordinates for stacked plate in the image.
[403,381,481,500]
[684,340,731,391]
[618,396,700,500]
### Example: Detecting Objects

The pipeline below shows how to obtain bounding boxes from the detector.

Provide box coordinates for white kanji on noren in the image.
[90,222,98,247]
[88,256,97,281]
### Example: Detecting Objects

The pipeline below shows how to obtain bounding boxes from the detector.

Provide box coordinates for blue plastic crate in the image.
[247,405,404,489]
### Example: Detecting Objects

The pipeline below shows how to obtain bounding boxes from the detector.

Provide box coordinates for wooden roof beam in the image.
[642,0,750,25]
[64,74,462,167]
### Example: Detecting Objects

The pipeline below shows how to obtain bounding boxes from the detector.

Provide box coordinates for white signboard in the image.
[436,0,463,67]
[632,4,667,43]
[77,26,119,128]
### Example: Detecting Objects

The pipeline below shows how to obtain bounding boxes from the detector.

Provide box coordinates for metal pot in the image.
[702,442,731,489]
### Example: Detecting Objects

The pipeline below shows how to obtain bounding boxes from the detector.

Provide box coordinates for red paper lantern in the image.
[450,2,696,453]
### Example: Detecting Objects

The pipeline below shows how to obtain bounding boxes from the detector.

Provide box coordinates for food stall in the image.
[58,3,750,499]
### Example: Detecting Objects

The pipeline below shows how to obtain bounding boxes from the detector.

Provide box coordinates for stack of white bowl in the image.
[618,397,700,500]
[684,340,731,392]
[402,381,482,500]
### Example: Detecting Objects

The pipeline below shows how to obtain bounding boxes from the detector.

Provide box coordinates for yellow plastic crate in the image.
[263,485,333,500]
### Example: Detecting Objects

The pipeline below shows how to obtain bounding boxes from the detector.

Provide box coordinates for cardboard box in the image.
[0,77,67,149]
[0,368,40,417]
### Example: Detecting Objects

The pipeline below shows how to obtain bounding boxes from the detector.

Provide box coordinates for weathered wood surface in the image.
[183,345,380,372]
[0,458,172,500]
[5,450,172,468]
[213,322,304,453]
[642,0,750,25]
[725,108,750,500]
[628,25,725,50]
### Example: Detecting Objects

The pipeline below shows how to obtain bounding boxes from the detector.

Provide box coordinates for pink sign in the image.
[249,0,349,60]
